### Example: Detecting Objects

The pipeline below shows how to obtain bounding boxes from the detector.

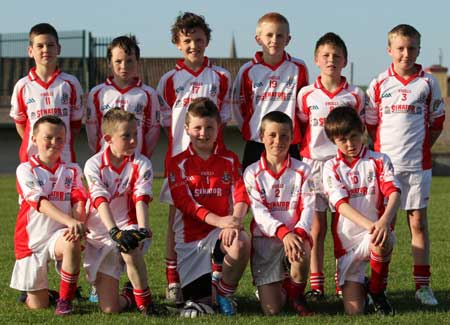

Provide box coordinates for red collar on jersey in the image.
[175,57,211,77]
[336,145,367,168]
[253,51,290,71]
[314,76,349,99]
[29,154,62,174]
[105,76,142,93]
[102,146,134,174]
[187,142,220,157]
[28,67,62,89]
[388,63,424,86]
[259,151,291,180]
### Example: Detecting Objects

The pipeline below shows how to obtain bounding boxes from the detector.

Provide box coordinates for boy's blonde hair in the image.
[256,12,290,35]
[388,24,421,47]
[185,97,221,126]
[101,108,137,136]
[260,111,293,137]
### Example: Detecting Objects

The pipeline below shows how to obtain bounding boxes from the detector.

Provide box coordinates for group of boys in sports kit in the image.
[8,10,445,317]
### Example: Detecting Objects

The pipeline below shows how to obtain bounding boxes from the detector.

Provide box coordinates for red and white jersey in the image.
[14,155,86,259]
[157,57,232,162]
[231,51,309,144]
[10,68,83,163]
[86,77,163,156]
[366,64,445,171]
[323,146,400,258]
[84,147,153,239]
[244,153,314,239]
[168,144,248,244]
[298,77,365,160]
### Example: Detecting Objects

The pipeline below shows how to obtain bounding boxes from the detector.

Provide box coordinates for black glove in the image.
[109,226,139,253]
[127,228,150,243]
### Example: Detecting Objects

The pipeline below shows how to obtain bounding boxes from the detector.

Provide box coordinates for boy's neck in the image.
[108,148,128,168]
[262,52,284,66]
[393,64,419,80]
[183,58,205,72]
[38,155,58,169]
[320,74,342,92]
[35,64,57,83]
[265,153,287,173]
[112,76,136,89]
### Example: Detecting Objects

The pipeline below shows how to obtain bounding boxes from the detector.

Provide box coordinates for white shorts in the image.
[337,232,396,287]
[10,228,66,291]
[302,158,329,212]
[396,170,431,210]
[251,236,286,286]
[84,224,151,283]
[176,228,221,288]
[159,178,173,205]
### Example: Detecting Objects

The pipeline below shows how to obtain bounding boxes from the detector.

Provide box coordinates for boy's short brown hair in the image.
[315,32,348,60]
[101,108,137,136]
[256,12,290,35]
[324,106,364,141]
[107,35,140,62]
[388,24,421,47]
[171,12,211,44]
[185,97,221,125]
[32,115,66,135]
[260,111,293,136]
[29,23,59,45]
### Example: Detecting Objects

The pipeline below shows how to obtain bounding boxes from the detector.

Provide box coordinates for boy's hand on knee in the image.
[220,228,237,247]
[371,219,390,247]
[283,233,305,264]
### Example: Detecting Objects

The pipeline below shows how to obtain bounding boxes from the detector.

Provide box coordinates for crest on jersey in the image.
[64,177,72,189]
[169,173,176,184]
[327,176,333,188]
[210,85,217,97]
[26,181,35,189]
[31,112,36,120]
[63,108,68,116]
[384,106,391,114]
[286,76,295,89]
[143,169,152,181]
[222,172,231,184]
[367,171,374,183]
[135,103,144,114]
[61,92,69,105]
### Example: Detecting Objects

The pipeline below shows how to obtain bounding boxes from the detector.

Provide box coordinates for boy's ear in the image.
[27,46,34,59]
[56,43,61,55]
[255,35,262,46]
[286,35,291,46]
[31,134,37,145]
[104,134,112,143]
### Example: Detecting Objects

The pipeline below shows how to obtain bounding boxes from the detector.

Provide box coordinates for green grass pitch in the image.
[0,175,449,324]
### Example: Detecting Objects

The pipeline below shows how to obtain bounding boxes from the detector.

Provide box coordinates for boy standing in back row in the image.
[232,12,309,171]
[366,24,445,306]
[10,23,83,163]
[158,12,233,303]
[297,32,365,299]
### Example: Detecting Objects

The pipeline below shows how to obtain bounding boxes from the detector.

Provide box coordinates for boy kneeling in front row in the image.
[168,97,250,317]
[323,106,400,315]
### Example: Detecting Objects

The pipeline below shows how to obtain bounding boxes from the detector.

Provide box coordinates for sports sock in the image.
[215,279,236,297]
[165,258,180,284]
[334,271,342,294]
[310,272,324,293]
[133,287,152,310]
[283,277,306,301]
[369,251,391,294]
[413,265,431,290]
[59,269,79,301]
